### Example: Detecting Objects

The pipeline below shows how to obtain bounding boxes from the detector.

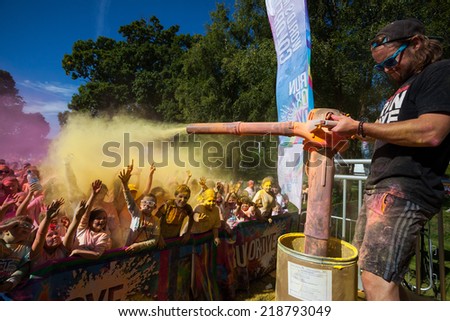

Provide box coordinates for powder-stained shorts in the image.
[353,191,435,284]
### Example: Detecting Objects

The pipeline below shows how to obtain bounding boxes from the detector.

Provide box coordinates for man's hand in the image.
[330,114,359,138]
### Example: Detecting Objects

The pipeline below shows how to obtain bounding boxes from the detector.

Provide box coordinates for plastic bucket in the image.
[275,233,358,301]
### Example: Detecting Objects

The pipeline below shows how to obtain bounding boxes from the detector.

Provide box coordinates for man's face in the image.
[175,192,190,208]
[372,43,415,84]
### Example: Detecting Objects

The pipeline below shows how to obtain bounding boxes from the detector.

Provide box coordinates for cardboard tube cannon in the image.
[186,108,348,257]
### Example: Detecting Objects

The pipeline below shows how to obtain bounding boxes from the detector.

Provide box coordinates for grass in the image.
[235,271,276,301]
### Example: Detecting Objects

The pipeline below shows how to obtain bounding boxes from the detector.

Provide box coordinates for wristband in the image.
[357,120,366,138]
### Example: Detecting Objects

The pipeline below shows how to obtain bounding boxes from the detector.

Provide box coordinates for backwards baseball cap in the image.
[372,18,442,48]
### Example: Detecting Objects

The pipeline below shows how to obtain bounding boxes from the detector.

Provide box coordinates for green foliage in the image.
[61,0,450,125]
[309,0,450,121]
[176,1,277,123]
[62,16,195,120]
[56,0,450,169]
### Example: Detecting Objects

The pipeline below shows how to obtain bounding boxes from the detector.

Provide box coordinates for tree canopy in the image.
[61,0,450,126]
[3,0,450,167]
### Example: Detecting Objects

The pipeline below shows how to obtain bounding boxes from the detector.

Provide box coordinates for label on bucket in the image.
[287,261,332,301]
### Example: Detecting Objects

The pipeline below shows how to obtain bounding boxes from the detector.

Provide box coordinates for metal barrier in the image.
[331,158,370,243]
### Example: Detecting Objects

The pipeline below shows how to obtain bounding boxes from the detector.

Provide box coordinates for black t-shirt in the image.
[366,59,450,212]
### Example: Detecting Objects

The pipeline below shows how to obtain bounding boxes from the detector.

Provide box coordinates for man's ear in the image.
[410,35,422,50]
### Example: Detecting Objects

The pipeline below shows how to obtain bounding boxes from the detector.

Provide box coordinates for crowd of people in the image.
[0,157,293,295]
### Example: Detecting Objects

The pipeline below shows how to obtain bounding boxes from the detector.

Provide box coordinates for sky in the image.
[0,0,235,138]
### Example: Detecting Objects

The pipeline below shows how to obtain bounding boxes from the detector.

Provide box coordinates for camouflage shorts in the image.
[352,191,435,284]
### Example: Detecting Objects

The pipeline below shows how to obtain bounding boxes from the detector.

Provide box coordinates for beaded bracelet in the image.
[357,120,366,138]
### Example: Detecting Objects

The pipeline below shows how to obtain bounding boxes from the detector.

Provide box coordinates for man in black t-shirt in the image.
[331,19,450,300]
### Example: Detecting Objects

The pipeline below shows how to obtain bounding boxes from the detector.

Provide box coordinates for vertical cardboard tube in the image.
[303,147,335,256]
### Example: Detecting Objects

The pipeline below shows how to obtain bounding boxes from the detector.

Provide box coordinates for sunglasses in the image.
[374,43,408,71]
[141,200,156,207]
[0,170,8,174]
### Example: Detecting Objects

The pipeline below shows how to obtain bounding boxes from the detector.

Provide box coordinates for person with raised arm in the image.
[118,165,160,253]
[70,180,112,259]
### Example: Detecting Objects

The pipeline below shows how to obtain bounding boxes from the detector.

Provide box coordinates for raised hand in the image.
[1,194,15,210]
[91,179,103,195]
[127,159,134,173]
[149,163,156,175]
[118,166,132,185]
[74,200,88,221]
[46,198,65,220]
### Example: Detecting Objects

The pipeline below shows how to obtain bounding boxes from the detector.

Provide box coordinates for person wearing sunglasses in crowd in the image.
[330,19,450,300]
[0,164,12,182]
[118,165,160,253]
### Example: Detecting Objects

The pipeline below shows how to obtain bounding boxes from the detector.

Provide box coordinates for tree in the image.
[0,70,50,160]
[62,16,195,121]
[308,0,450,122]
[58,0,450,163]
[176,1,277,123]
